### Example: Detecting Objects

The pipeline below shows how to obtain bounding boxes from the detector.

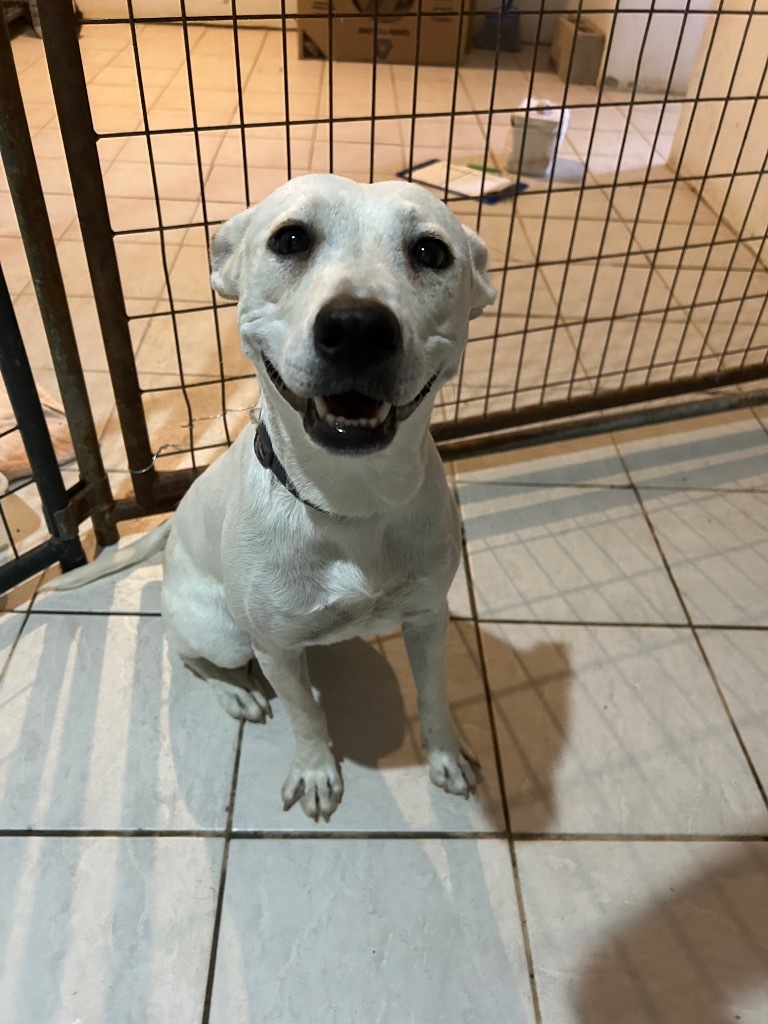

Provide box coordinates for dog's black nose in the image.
[314,299,401,371]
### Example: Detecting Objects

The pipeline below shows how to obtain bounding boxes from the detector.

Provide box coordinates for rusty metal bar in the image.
[111,467,200,522]
[0,267,87,585]
[35,0,158,508]
[0,8,117,547]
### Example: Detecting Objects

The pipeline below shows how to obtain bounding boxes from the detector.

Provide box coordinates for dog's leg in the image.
[403,603,479,797]
[257,647,343,821]
[181,655,272,724]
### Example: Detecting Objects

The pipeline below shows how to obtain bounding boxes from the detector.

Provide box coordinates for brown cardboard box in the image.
[297,0,472,66]
[550,15,605,86]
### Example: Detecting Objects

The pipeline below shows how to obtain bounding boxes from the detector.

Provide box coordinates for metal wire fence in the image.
[16,1,768,496]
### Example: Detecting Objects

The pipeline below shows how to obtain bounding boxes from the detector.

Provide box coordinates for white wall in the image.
[672,2,768,262]
[590,0,711,94]
[475,0,710,92]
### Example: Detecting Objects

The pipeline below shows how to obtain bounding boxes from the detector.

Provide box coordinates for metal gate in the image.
[0,8,116,593]
[3,0,768,541]
[0,267,90,593]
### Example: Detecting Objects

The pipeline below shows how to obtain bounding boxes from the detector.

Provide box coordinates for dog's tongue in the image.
[325,392,381,419]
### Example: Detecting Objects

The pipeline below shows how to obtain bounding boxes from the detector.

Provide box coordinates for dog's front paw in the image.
[427,745,480,797]
[281,751,344,822]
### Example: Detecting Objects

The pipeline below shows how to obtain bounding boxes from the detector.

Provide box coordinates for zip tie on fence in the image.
[130,443,185,475]
[128,405,258,475]
[184,405,255,424]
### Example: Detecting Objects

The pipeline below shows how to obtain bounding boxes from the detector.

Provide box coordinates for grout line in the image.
[0,599,37,689]
[750,405,768,439]
[618,449,768,815]
[453,476,544,1024]
[472,618,768,631]
[227,830,768,842]
[0,828,765,842]
[0,828,227,838]
[16,607,768,632]
[21,608,163,618]
[455,479,768,496]
[201,717,245,1024]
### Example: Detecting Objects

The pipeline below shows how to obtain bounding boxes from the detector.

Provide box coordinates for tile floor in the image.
[3,406,768,1023]
[2,18,768,1024]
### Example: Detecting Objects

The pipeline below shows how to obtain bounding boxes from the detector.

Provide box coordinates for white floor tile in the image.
[209,838,535,1024]
[563,316,714,390]
[0,614,238,829]
[520,212,634,263]
[453,322,588,414]
[608,181,713,224]
[658,265,768,322]
[697,629,768,797]
[618,410,768,490]
[640,489,768,626]
[0,836,222,1024]
[459,483,685,623]
[517,840,768,1024]
[133,304,250,382]
[10,292,109,373]
[233,621,505,833]
[539,261,675,323]
[0,610,25,669]
[34,534,164,615]
[701,320,768,372]
[454,435,628,488]
[0,236,32,297]
[481,622,768,834]
[29,365,117,445]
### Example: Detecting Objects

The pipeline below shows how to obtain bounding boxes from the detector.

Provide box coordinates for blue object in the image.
[474,2,521,53]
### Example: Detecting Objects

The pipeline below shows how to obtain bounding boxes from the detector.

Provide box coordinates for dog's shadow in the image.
[307,639,408,769]
[237,625,575,836]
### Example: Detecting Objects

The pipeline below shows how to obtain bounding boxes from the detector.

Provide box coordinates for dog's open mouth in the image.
[262,356,437,454]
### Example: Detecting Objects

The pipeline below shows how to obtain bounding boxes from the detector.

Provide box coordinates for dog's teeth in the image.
[313,399,391,431]
[373,403,391,426]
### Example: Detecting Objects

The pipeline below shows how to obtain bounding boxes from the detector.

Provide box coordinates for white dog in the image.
[49,174,496,821]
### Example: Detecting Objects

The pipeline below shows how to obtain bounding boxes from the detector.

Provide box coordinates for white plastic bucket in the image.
[506,99,570,177]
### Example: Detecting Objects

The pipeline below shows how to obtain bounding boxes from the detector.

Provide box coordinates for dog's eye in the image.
[268,224,313,257]
[411,236,453,271]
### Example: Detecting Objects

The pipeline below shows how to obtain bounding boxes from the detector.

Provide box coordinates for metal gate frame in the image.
[0,6,116,593]
[0,268,88,591]
[6,0,768,542]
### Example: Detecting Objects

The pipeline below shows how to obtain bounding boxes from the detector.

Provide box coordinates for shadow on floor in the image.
[575,842,768,1024]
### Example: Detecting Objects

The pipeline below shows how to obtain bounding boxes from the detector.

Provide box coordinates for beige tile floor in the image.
[1,19,768,1024]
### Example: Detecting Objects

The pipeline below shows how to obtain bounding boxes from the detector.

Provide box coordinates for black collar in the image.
[254,420,334,516]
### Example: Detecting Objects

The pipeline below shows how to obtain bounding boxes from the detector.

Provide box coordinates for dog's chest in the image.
[303,556,432,643]
[234,520,455,647]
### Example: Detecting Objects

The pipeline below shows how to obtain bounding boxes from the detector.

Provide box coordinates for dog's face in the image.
[210,174,495,455]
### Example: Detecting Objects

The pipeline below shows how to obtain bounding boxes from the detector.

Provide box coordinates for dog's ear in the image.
[461,225,496,319]
[210,207,254,300]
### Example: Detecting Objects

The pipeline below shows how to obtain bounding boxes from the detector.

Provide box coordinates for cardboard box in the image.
[297,0,472,66]
[550,15,605,87]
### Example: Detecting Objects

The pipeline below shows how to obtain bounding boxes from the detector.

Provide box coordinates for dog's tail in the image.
[44,519,173,591]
